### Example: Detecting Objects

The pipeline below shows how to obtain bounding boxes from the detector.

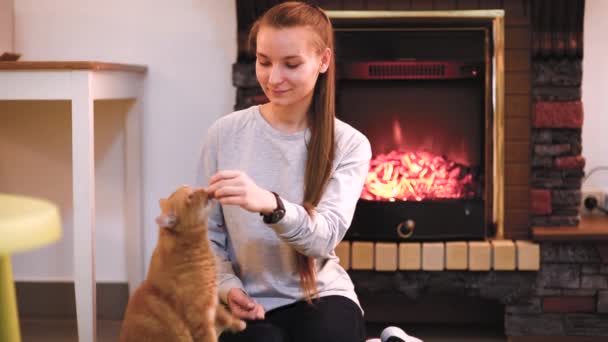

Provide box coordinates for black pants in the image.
[219,295,366,342]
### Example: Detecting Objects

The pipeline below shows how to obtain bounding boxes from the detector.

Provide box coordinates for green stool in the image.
[0,193,62,342]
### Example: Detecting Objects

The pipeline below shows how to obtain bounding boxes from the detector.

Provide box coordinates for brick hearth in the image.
[335,240,541,272]
[346,242,608,336]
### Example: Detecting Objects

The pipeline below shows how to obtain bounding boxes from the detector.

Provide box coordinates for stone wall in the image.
[530,59,585,227]
[351,242,608,336]
[506,242,608,336]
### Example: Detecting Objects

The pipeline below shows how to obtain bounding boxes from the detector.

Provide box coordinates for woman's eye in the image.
[286,64,300,69]
[259,61,271,67]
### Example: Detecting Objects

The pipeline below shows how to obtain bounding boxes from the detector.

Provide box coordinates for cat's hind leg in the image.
[120,286,194,342]
[120,313,193,342]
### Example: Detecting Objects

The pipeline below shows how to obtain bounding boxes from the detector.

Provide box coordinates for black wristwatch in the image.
[261,191,286,224]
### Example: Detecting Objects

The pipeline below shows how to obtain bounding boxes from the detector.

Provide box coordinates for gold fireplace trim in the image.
[326,10,504,20]
[326,10,506,238]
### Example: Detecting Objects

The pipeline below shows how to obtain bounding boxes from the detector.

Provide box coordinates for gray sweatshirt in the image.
[196,105,371,312]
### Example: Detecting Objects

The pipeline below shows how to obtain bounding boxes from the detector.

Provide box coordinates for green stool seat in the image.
[0,193,62,342]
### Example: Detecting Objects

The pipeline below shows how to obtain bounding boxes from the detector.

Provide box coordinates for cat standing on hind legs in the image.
[119,186,245,342]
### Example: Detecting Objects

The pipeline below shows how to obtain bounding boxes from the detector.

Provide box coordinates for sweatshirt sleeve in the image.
[196,121,245,304]
[269,131,372,258]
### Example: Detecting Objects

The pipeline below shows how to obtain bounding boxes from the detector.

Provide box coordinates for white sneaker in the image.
[380,326,424,342]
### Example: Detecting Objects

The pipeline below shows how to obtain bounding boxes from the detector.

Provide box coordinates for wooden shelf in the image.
[532,216,608,241]
[0,61,147,72]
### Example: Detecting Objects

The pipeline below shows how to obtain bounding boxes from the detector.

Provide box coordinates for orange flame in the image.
[361,150,476,202]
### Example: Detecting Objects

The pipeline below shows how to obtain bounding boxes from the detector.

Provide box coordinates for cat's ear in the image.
[157,198,176,227]
[159,198,169,212]
[155,213,177,228]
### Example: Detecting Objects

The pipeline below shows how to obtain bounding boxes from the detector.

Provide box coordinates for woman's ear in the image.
[319,47,332,74]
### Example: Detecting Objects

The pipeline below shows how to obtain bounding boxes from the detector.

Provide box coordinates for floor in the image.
[20,319,507,342]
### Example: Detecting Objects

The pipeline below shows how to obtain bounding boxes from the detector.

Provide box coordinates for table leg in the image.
[71,71,96,342]
[0,254,21,342]
[125,96,144,294]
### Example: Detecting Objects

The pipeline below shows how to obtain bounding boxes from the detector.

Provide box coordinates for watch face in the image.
[272,209,286,223]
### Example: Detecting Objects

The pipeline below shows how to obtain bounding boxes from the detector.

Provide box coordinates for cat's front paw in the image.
[216,304,247,333]
[230,318,247,332]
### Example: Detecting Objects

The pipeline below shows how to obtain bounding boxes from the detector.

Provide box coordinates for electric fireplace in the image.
[333,23,498,242]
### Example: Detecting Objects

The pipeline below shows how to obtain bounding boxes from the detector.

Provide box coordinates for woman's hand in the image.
[226,288,265,320]
[208,170,276,214]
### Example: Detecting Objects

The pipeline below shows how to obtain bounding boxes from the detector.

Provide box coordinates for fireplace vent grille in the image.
[368,63,445,78]
[339,61,481,80]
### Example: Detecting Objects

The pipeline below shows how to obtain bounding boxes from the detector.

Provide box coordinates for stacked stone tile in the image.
[531,59,585,227]
[506,242,608,336]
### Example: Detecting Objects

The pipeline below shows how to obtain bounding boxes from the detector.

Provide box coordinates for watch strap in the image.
[260,192,285,223]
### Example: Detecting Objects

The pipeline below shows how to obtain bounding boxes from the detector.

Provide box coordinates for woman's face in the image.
[255,26,330,109]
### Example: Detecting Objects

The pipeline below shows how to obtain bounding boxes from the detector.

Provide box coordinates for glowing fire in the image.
[361,150,477,202]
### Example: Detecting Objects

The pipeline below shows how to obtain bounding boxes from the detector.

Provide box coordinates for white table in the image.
[0,61,147,342]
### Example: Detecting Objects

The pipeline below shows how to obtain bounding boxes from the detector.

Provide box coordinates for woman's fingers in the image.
[238,302,264,320]
[208,179,237,194]
[208,179,246,199]
[207,170,268,213]
[228,289,255,309]
[228,304,257,320]
[253,304,265,319]
[209,170,242,185]
[227,300,262,320]
[226,289,265,320]
[213,186,244,199]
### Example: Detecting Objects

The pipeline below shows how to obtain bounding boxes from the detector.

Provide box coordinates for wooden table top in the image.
[0,61,147,72]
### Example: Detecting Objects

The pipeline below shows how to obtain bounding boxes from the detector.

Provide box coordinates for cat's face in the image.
[156,185,212,232]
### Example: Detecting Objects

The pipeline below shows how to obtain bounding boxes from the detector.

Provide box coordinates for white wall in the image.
[0,0,14,53]
[2,0,236,282]
[582,0,608,193]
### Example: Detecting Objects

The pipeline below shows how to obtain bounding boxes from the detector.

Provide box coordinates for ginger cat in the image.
[120,186,246,342]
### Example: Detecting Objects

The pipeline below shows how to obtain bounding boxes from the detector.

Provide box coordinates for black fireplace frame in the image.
[331,17,498,242]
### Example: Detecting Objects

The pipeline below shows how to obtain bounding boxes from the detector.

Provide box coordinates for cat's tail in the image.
[216,304,247,333]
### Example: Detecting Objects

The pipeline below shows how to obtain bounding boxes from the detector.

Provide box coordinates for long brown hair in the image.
[248,1,336,303]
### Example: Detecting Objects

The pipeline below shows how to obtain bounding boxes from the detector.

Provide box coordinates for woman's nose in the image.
[268,66,283,85]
